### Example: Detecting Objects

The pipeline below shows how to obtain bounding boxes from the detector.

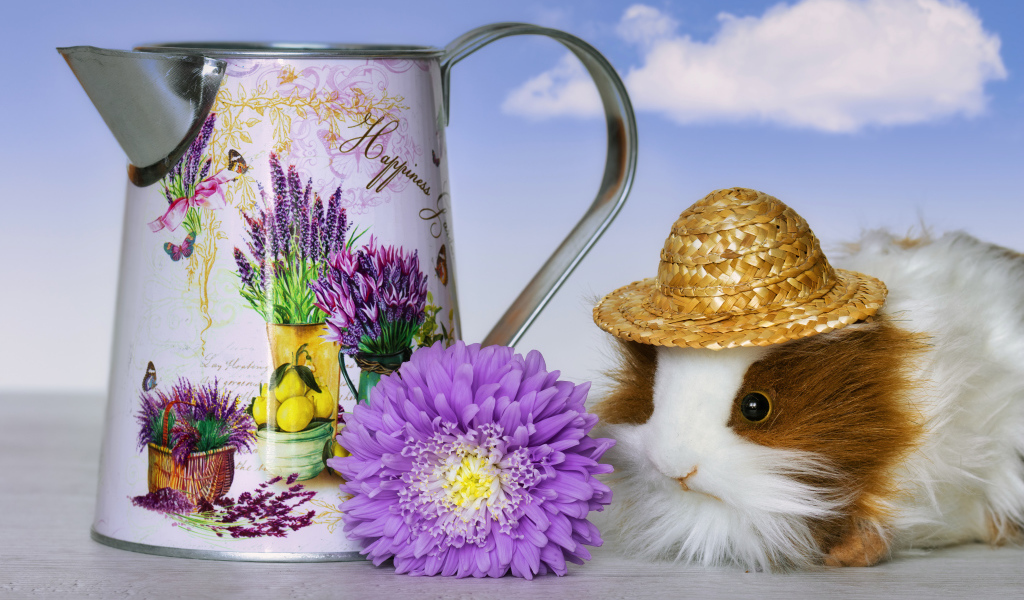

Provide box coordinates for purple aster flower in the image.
[333,342,614,579]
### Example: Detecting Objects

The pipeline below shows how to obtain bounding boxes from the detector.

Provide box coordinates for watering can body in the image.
[60,26,636,560]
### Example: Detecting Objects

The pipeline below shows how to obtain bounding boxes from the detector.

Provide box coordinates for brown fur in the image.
[823,519,890,567]
[727,317,928,564]
[595,338,658,425]
[891,234,931,249]
[842,229,932,254]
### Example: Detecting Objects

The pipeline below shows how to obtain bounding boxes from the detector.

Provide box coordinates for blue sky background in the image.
[1,0,1021,392]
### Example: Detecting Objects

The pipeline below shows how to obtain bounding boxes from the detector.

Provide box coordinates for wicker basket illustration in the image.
[147,443,235,505]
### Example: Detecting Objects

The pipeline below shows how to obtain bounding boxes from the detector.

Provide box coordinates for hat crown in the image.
[647,188,836,319]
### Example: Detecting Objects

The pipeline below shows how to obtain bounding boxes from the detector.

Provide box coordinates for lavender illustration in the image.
[150,113,232,244]
[130,487,196,515]
[136,378,256,463]
[132,474,317,538]
[234,153,362,324]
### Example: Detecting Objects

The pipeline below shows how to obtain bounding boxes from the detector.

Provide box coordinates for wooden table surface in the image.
[2,392,1021,599]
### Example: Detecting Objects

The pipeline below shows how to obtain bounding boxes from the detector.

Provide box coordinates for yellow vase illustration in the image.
[259,323,341,480]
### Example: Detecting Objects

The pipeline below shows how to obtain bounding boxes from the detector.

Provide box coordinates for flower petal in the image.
[539,542,568,576]
[493,527,514,565]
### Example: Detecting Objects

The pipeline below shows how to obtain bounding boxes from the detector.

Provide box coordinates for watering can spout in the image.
[57,46,227,186]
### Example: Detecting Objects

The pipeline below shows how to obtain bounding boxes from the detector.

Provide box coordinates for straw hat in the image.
[593,188,887,350]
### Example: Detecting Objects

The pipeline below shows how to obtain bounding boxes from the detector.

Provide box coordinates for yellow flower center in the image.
[444,455,495,507]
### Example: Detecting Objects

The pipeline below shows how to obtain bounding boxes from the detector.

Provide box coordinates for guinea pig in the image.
[591,188,1024,570]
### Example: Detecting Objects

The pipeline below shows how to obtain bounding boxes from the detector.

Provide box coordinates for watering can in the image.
[59,23,636,561]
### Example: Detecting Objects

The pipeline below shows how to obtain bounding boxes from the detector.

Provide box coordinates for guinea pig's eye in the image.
[739,392,771,422]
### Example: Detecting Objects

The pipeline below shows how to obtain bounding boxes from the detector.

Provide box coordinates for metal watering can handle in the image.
[441,23,639,348]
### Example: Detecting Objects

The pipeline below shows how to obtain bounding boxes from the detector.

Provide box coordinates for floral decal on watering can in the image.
[231,153,366,481]
[127,379,321,540]
[149,113,231,248]
[134,378,255,505]
[129,375,338,541]
[147,112,243,353]
[310,236,429,404]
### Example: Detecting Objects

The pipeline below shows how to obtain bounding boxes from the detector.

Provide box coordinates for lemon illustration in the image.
[307,385,335,420]
[277,395,314,432]
[252,395,268,426]
[276,369,307,399]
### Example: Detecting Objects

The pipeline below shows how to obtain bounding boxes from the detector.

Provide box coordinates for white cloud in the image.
[503,0,1007,132]
[501,53,603,119]
[616,4,679,48]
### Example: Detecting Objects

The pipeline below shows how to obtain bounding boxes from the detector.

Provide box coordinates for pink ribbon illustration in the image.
[148,171,234,233]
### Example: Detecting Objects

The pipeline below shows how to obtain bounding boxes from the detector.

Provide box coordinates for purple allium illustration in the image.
[309,235,428,357]
[234,153,352,324]
[136,378,256,464]
[333,342,614,578]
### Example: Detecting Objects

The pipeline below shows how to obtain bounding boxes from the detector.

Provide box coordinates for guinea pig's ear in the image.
[595,338,658,425]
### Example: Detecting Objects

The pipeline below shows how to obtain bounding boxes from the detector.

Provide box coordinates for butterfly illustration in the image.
[142,361,157,391]
[164,232,196,261]
[228,149,250,174]
[435,244,448,285]
[432,149,441,167]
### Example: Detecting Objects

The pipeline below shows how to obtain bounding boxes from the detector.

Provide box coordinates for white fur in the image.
[840,232,1024,549]
[598,231,1024,569]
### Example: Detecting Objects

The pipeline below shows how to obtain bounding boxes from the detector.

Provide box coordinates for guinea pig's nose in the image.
[646,447,700,483]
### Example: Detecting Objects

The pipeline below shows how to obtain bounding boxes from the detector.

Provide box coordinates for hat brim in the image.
[593,269,887,350]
